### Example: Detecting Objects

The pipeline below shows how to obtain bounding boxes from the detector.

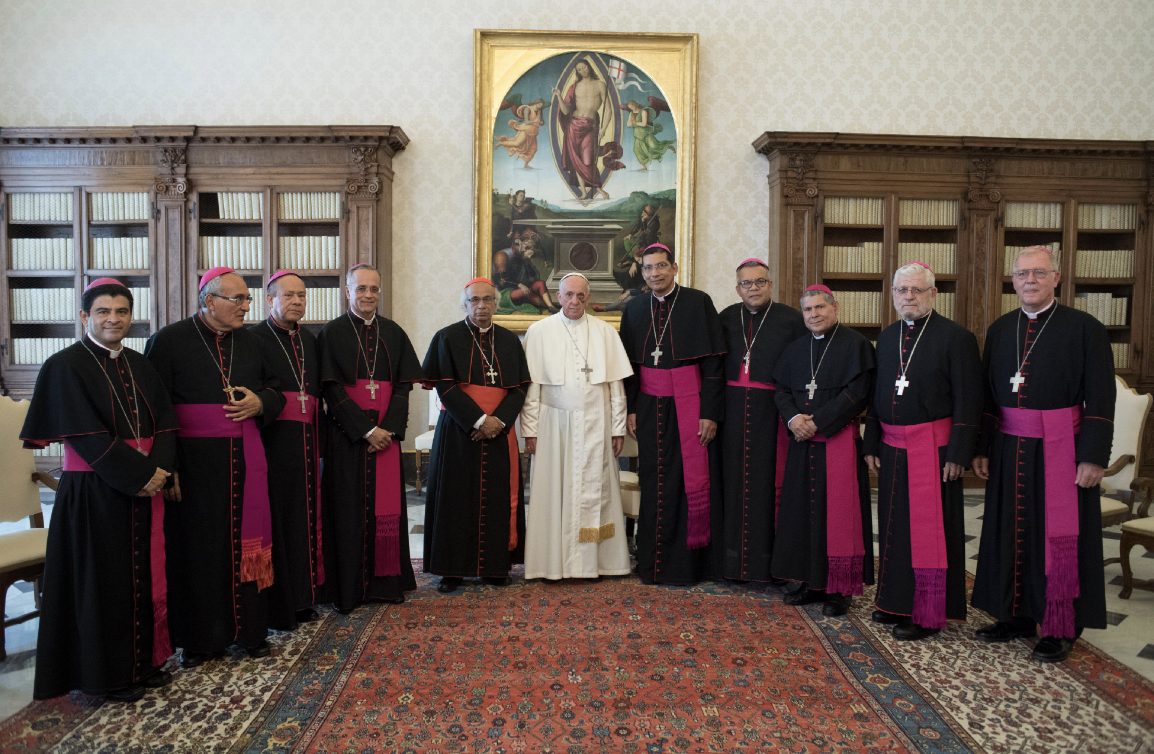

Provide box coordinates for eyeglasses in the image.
[891,286,931,296]
[466,296,497,305]
[1012,269,1054,280]
[211,293,254,305]
[641,262,672,273]
[738,278,770,290]
[351,285,381,294]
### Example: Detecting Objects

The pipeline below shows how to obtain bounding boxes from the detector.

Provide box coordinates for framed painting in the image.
[474,29,699,331]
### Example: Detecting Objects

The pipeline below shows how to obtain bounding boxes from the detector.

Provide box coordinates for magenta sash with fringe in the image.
[64,436,172,665]
[641,365,711,549]
[347,380,403,577]
[275,391,324,585]
[881,417,952,628]
[727,374,788,519]
[811,422,864,595]
[174,404,274,590]
[1000,405,1082,639]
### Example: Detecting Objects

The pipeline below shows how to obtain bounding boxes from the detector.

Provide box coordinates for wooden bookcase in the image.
[754,131,1153,473]
[1,126,408,405]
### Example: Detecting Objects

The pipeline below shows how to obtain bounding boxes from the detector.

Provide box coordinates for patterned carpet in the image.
[1,567,1151,753]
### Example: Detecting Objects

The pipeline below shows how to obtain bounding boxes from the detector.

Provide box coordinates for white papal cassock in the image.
[521,311,634,579]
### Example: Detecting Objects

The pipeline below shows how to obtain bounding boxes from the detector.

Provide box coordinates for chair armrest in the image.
[1103,454,1135,477]
[31,470,59,492]
[1132,477,1154,518]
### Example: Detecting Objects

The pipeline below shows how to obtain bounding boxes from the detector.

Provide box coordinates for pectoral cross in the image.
[894,374,910,396]
[223,385,239,402]
[486,366,498,384]
[1010,371,1026,393]
[580,365,593,380]
[806,379,818,399]
[742,353,751,375]
[650,345,663,366]
[366,380,379,400]
[297,392,310,414]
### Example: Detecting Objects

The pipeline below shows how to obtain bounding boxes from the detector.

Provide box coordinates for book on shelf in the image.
[1074,249,1134,278]
[8,192,73,223]
[278,236,341,269]
[215,192,264,221]
[300,286,344,323]
[10,287,76,322]
[823,196,884,225]
[1072,292,1129,327]
[9,237,74,270]
[128,287,152,321]
[1001,293,1021,315]
[934,291,955,319]
[243,288,267,323]
[1003,243,1060,276]
[198,236,264,270]
[1111,342,1131,369]
[90,237,149,269]
[278,192,341,221]
[11,337,73,365]
[33,441,63,458]
[898,198,959,226]
[897,242,957,275]
[822,242,882,274]
[1077,203,1137,231]
[1004,201,1062,229]
[123,337,148,354]
[830,289,880,325]
[90,192,150,223]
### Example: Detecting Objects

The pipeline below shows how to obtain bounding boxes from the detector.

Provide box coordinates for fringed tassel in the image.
[1042,535,1080,638]
[241,538,275,591]
[911,568,948,630]
[1042,598,1077,639]
[826,556,863,596]
[151,598,172,667]
[686,488,711,550]
[374,514,401,577]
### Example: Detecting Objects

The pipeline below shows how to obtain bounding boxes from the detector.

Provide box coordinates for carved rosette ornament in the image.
[966,157,1002,209]
[155,146,188,200]
[347,144,381,199]
[781,151,818,202]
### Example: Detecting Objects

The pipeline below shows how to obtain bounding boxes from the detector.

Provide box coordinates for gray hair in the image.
[346,264,380,288]
[1014,245,1058,272]
[460,280,497,310]
[199,274,226,310]
[799,289,835,306]
[892,263,935,288]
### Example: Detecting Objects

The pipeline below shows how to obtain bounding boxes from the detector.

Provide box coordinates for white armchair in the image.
[1100,375,1152,528]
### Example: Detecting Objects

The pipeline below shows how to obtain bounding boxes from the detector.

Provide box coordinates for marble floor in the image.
[3,490,1153,723]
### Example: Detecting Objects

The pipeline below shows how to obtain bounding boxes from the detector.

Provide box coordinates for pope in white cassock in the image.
[521,273,634,580]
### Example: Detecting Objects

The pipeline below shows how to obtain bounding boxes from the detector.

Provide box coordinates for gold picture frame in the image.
[475,29,698,331]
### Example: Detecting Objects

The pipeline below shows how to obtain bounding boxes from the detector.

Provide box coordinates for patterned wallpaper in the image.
[3,0,1153,423]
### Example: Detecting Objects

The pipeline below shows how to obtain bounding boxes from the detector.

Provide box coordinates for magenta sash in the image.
[459,383,520,551]
[1000,405,1082,639]
[727,376,788,520]
[174,404,274,590]
[64,436,172,665]
[811,421,864,596]
[881,417,952,628]
[347,379,402,576]
[274,391,324,586]
[640,366,710,549]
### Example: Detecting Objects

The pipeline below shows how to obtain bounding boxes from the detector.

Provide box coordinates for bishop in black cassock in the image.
[146,269,285,665]
[318,265,422,612]
[972,246,1114,662]
[773,286,875,615]
[862,266,982,640]
[618,245,725,585]
[23,280,178,701]
[422,278,531,592]
[718,260,806,583]
[249,271,325,630]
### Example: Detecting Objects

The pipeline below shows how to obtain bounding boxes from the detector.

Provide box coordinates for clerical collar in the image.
[653,284,678,302]
[1021,299,1056,320]
[196,313,229,337]
[563,313,586,326]
[350,309,376,326]
[903,311,932,327]
[268,315,298,333]
[85,331,124,359]
[467,317,493,334]
[746,305,767,315]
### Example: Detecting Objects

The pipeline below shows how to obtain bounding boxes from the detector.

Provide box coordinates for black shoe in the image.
[141,669,173,689]
[245,640,271,659]
[767,577,787,587]
[437,577,462,593]
[871,610,904,625]
[105,685,146,703]
[975,621,1036,643]
[893,622,941,641]
[334,605,355,616]
[483,576,509,587]
[1032,636,1075,663]
[295,608,319,623]
[784,588,825,606]
[821,595,850,617]
[180,650,217,669]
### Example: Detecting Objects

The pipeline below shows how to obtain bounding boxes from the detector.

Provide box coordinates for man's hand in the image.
[612,435,624,457]
[224,386,264,422]
[626,413,637,439]
[788,414,817,442]
[471,415,505,442]
[864,455,880,474]
[164,471,182,502]
[972,456,989,480]
[1076,462,1105,489]
[524,437,537,455]
[139,467,171,497]
[698,419,717,446]
[942,461,964,483]
[366,426,392,453]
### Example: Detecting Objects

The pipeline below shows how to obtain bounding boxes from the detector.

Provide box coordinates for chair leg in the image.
[0,585,8,662]
[1119,532,1136,599]
[413,452,423,496]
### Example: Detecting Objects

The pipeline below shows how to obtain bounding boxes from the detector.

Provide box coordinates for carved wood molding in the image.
[967,157,1002,209]
[781,151,818,202]
[755,131,1153,160]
